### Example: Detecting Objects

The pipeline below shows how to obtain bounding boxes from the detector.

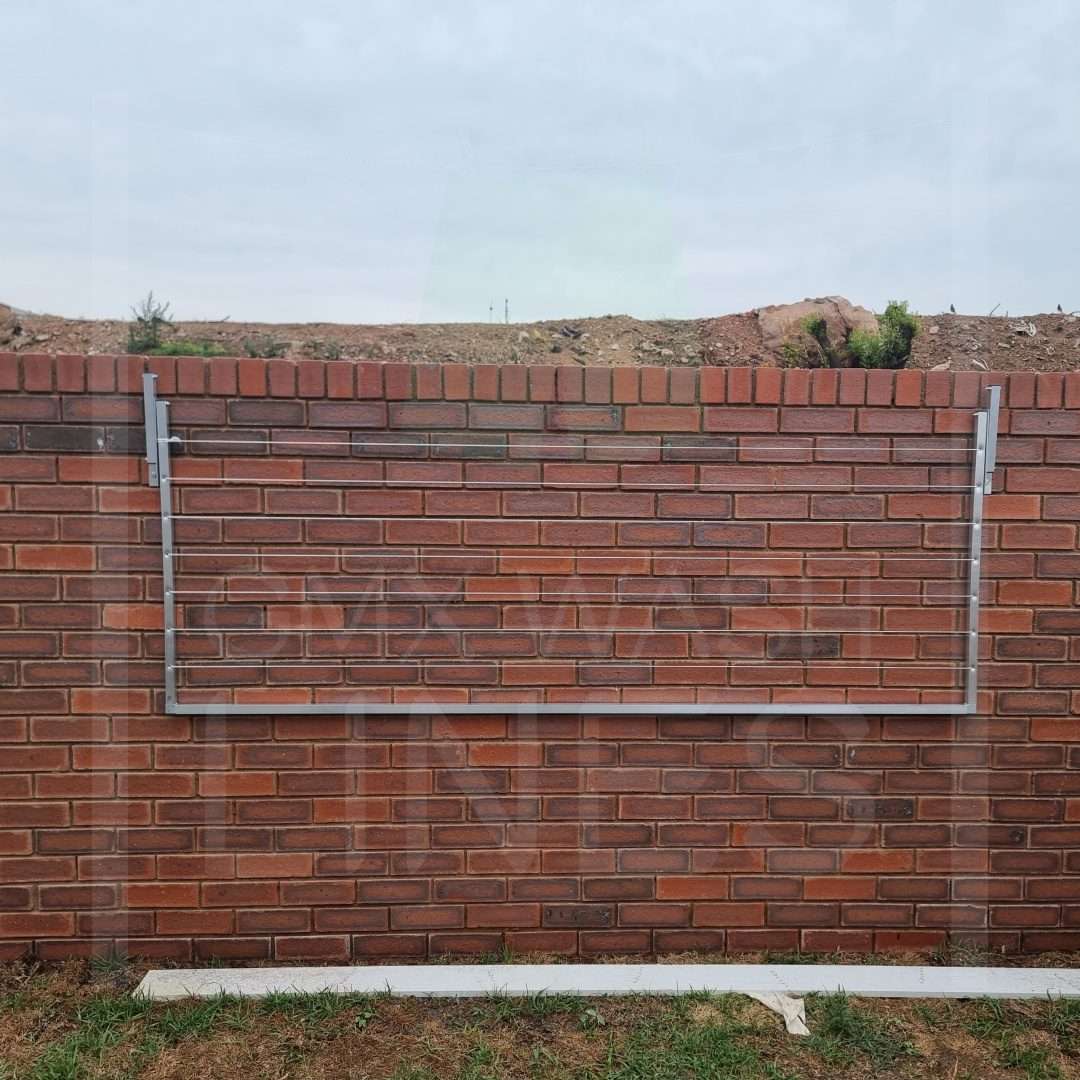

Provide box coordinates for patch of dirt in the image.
[0,960,107,1077]
[8,299,1078,372]
[911,310,1080,372]
[138,1028,295,1080]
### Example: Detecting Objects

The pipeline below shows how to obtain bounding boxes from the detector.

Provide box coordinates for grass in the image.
[143,340,228,357]
[1,959,1079,1079]
[807,992,915,1069]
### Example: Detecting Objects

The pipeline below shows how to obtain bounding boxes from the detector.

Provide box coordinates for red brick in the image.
[703,407,777,432]
[894,370,923,406]
[755,369,781,405]
[700,368,725,404]
[657,876,729,900]
[623,406,699,432]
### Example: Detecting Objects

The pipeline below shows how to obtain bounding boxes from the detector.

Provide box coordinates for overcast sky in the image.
[2,1,1078,324]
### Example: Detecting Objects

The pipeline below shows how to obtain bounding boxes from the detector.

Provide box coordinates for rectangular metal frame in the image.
[144,375,1000,716]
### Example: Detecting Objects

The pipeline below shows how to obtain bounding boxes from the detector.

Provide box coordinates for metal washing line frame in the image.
[142,373,1002,717]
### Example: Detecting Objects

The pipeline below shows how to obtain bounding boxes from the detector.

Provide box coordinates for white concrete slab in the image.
[134,963,1080,1002]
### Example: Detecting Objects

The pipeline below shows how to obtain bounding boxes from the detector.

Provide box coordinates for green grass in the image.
[474,991,589,1024]
[145,339,227,356]
[27,994,152,1080]
[807,993,916,1069]
[4,961,1080,1080]
[603,1003,794,1079]
[964,997,1078,1080]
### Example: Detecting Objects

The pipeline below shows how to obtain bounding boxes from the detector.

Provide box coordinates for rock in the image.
[929,325,940,335]
[0,303,20,345]
[756,296,879,363]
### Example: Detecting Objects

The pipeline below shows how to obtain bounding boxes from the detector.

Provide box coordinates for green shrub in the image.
[147,340,226,357]
[802,314,828,347]
[308,340,343,360]
[780,314,835,368]
[243,335,288,358]
[847,301,918,370]
[127,291,172,353]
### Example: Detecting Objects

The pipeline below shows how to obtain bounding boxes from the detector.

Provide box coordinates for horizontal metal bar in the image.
[174,628,964,635]
[170,590,967,601]
[170,514,970,525]
[179,436,978,451]
[170,550,975,562]
[168,476,978,491]
[173,659,970,668]
[167,701,977,716]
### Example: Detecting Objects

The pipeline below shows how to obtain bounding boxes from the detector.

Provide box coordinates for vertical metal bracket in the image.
[962,384,1001,713]
[156,397,178,712]
[983,384,1002,495]
[964,408,988,714]
[143,372,160,487]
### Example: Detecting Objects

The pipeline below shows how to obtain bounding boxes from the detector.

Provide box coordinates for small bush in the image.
[780,314,833,368]
[243,335,288,358]
[146,340,226,357]
[802,314,828,346]
[847,300,918,370]
[127,291,172,353]
[309,340,343,360]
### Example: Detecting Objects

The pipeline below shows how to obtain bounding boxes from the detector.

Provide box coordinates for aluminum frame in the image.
[143,375,1000,717]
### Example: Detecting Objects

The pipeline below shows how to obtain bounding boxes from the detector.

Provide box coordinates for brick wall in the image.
[0,352,1078,960]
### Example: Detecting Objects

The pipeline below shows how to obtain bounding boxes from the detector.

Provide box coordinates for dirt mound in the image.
[3,299,1077,372]
[0,304,19,346]
[756,296,879,362]
[910,311,1080,372]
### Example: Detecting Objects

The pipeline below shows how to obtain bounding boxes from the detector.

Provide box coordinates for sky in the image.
[2,0,1078,324]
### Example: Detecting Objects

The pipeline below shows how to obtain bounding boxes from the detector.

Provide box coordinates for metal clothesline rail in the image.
[169,550,974,562]
[172,628,966,636]
[143,372,1001,717]
[168,514,971,525]
[168,476,978,491]
[177,435,980,452]
[172,656,967,665]
[168,590,969,601]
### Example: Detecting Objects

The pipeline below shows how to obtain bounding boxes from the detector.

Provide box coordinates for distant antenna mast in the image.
[504,298,509,325]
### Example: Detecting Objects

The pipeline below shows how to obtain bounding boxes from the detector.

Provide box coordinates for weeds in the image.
[145,339,227,356]
[579,1004,607,1031]
[965,998,1077,1080]
[258,988,378,1030]
[243,334,288,358]
[88,951,131,983]
[126,290,228,355]
[807,992,917,1069]
[459,1041,503,1080]
[307,339,343,360]
[606,1009,788,1079]
[847,299,919,369]
[127,291,172,353]
[780,300,918,370]
[475,991,586,1024]
[10,967,1080,1080]
[28,993,152,1080]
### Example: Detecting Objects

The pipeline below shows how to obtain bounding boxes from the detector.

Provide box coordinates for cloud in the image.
[1,0,1078,321]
